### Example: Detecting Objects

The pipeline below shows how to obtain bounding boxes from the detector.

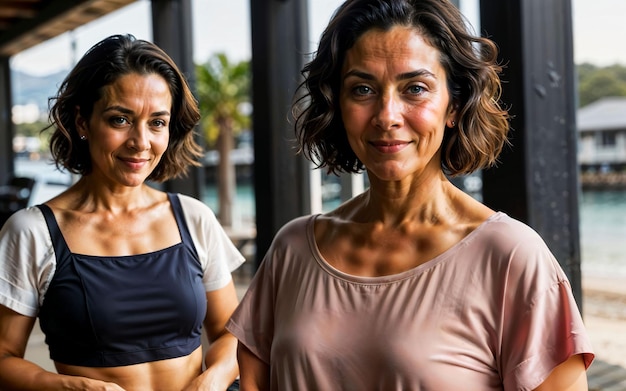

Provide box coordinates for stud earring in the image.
[451,121,456,127]
[80,135,87,140]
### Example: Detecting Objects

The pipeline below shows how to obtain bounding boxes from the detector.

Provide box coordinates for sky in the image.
[9,0,625,76]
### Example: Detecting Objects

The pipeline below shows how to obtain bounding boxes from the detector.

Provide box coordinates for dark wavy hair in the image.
[46,34,202,182]
[293,0,510,176]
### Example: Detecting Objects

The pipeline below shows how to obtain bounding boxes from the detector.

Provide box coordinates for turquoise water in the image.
[580,190,626,277]
[203,184,256,226]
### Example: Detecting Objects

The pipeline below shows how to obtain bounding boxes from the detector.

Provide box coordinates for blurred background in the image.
[2,0,626,381]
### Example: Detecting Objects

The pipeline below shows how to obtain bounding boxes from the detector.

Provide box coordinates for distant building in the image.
[577,97,626,189]
[577,97,626,173]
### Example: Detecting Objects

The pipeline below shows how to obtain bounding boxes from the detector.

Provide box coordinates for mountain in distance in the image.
[10,69,68,112]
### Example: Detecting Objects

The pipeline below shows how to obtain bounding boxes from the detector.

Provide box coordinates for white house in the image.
[577,97,626,173]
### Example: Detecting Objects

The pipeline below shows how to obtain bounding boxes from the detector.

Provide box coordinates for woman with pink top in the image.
[227,0,594,390]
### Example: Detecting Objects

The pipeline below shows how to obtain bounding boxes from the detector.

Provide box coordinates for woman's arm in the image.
[237,342,269,391]
[0,305,125,391]
[533,354,588,391]
[185,280,240,391]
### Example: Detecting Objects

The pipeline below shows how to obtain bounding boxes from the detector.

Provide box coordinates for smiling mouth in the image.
[370,141,408,147]
[119,157,150,170]
[120,157,149,163]
[369,140,411,153]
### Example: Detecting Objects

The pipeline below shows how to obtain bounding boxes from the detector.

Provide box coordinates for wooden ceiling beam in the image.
[0,0,137,57]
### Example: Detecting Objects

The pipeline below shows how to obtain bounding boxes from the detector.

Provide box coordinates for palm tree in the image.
[196,53,251,227]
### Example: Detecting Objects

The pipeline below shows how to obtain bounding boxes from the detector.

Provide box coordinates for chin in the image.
[367,165,414,181]
[119,175,149,188]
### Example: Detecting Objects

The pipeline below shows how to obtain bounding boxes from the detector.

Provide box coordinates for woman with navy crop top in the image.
[0,34,244,390]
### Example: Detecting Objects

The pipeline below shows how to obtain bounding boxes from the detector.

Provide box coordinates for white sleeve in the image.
[0,207,56,317]
[177,194,246,291]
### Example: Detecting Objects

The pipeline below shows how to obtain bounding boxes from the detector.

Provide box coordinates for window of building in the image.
[598,131,617,147]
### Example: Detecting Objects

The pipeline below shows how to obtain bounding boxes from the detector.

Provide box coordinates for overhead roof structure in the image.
[0,0,136,56]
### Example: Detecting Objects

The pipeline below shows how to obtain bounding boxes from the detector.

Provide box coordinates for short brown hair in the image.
[293,0,510,176]
[46,34,202,182]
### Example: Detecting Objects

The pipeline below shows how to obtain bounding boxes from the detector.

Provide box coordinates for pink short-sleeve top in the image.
[227,212,594,390]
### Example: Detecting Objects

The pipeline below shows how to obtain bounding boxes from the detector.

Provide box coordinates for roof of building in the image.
[577,96,626,132]
[0,0,136,56]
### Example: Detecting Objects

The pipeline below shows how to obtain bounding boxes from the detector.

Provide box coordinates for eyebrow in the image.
[103,105,171,117]
[342,69,437,82]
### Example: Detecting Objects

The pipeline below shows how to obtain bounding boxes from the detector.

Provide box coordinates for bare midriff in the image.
[54,346,203,391]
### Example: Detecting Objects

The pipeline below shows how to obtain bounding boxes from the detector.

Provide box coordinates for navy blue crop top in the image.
[36,193,207,367]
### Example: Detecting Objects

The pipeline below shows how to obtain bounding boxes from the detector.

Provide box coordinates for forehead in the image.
[99,73,172,105]
[105,72,169,93]
[343,26,444,75]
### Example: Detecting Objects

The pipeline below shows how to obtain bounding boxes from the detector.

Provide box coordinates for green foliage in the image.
[196,53,251,147]
[14,120,51,153]
[577,63,626,107]
[14,120,48,138]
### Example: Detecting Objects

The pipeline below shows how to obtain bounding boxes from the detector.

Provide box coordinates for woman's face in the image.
[76,72,172,188]
[339,26,456,183]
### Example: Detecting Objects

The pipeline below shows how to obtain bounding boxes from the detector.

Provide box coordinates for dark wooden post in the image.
[249,0,311,266]
[0,57,14,186]
[480,0,583,306]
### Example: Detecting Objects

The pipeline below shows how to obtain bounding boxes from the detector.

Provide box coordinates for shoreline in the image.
[583,273,626,297]
[581,172,626,190]
[581,274,626,369]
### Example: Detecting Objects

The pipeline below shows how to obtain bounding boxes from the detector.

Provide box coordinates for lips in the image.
[369,140,411,153]
[119,157,150,169]
[120,157,149,163]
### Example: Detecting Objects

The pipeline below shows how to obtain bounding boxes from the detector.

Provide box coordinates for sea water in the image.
[580,190,626,277]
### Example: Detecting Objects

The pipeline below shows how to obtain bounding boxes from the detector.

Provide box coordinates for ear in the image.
[74,106,88,136]
[446,101,459,128]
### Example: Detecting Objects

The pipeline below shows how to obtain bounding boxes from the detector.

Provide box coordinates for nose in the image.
[128,123,150,151]
[372,93,404,130]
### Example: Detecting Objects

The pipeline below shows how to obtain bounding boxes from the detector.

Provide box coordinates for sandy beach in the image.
[582,274,626,369]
